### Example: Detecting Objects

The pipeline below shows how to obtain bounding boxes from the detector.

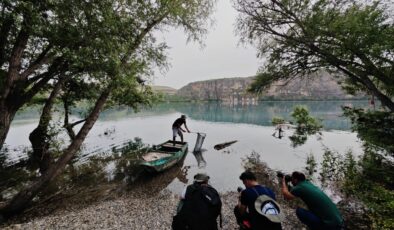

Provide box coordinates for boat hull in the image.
[140,140,188,173]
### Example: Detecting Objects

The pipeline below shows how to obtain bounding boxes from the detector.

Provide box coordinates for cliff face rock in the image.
[176,73,364,101]
[176,77,258,104]
[151,86,177,95]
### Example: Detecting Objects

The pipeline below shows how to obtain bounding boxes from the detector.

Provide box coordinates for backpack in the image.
[172,183,222,230]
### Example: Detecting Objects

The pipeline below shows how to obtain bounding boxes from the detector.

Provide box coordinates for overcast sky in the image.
[152,0,262,89]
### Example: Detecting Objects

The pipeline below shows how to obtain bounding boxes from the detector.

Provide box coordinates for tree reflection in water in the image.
[0,138,190,206]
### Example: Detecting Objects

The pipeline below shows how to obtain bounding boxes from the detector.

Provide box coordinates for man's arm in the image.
[282,178,296,200]
[237,193,247,215]
[184,123,190,133]
[237,203,247,215]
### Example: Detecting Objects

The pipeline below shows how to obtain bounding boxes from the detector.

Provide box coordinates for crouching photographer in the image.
[280,171,344,230]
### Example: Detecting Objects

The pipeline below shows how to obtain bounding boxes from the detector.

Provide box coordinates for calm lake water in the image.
[5,100,368,193]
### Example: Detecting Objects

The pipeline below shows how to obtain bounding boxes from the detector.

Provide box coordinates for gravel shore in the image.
[1,155,309,229]
[2,152,331,230]
[2,164,308,230]
[4,188,304,230]
[2,164,368,230]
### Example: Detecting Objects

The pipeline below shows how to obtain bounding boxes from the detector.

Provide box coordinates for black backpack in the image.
[172,183,222,230]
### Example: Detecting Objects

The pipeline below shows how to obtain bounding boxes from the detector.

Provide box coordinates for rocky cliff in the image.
[176,72,365,102]
[176,77,257,103]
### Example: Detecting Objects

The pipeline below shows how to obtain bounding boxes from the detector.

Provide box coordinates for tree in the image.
[0,0,118,150]
[0,0,215,217]
[234,0,394,111]
[288,105,322,147]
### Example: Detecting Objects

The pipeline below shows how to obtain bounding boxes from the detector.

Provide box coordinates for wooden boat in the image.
[140,140,188,173]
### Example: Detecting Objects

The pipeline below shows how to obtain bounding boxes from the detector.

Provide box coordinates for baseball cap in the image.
[194,173,210,182]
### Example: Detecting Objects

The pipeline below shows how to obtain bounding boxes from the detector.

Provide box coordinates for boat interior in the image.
[160,141,185,151]
[142,152,172,162]
[141,141,186,162]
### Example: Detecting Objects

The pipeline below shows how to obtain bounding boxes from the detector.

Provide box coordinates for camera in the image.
[277,171,292,183]
[237,186,244,193]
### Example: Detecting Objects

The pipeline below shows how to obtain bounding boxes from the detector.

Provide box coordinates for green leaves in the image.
[271,116,285,125]
[1,0,216,116]
[289,105,322,147]
[235,0,394,110]
[318,146,394,229]
[343,107,394,155]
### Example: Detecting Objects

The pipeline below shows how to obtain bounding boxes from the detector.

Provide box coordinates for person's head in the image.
[239,171,258,188]
[181,114,186,119]
[291,171,306,186]
[194,173,209,184]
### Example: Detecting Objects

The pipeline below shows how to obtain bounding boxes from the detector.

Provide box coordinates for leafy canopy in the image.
[234,0,394,110]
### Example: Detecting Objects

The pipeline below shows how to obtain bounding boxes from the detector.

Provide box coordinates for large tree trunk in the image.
[0,106,17,151]
[29,76,69,173]
[0,19,29,151]
[0,86,111,217]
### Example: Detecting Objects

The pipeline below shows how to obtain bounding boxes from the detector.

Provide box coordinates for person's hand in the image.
[281,177,287,187]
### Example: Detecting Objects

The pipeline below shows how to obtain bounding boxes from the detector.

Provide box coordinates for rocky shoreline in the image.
[2,163,306,230]
[1,154,370,229]
[3,190,304,230]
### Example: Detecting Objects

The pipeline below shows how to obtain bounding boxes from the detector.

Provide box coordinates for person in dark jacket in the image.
[173,173,221,230]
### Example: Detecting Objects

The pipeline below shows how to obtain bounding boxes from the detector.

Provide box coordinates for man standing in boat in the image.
[172,114,190,145]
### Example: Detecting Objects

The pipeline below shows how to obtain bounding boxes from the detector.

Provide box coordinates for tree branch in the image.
[20,45,54,79]
[19,59,65,106]
[8,18,30,79]
[0,15,14,66]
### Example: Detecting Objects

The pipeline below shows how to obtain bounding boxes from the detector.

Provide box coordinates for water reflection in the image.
[94,100,368,130]
[192,150,207,168]
[132,151,190,194]
[1,138,190,204]
[272,126,284,139]
[5,100,366,195]
[13,101,368,131]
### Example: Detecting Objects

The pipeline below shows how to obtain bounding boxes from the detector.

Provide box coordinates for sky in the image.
[152,0,262,89]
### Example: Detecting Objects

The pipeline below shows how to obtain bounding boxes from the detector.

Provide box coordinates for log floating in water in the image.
[214,140,238,150]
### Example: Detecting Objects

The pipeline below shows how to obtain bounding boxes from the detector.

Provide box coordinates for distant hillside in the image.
[176,72,365,102]
[151,85,177,95]
[177,77,257,103]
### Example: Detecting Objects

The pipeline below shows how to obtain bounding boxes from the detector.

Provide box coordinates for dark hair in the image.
[239,171,256,181]
[291,171,306,181]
